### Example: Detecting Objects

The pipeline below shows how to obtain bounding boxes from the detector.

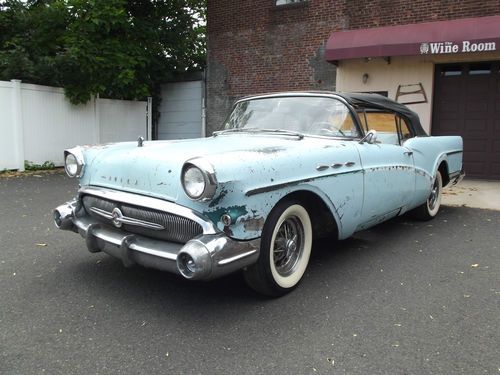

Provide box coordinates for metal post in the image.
[11,79,24,171]
[94,94,101,145]
[147,97,153,140]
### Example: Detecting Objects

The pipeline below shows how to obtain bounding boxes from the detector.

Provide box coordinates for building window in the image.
[275,0,307,6]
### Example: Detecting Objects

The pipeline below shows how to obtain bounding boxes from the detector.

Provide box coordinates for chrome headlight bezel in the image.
[181,158,217,201]
[64,147,85,178]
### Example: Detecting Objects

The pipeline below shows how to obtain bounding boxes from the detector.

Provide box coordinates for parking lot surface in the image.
[1,173,499,375]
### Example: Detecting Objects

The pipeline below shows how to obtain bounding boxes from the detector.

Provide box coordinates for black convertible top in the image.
[339,92,428,136]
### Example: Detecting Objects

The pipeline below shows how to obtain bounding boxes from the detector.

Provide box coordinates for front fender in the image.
[201,170,364,241]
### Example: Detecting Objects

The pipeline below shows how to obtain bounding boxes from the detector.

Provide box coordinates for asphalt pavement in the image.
[0,172,499,375]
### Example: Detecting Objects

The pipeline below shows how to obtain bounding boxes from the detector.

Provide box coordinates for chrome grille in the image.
[82,195,203,243]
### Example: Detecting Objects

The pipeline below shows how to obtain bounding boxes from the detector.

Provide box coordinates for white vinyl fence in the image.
[0,80,152,171]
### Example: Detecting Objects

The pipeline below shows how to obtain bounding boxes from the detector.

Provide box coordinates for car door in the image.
[355,111,416,230]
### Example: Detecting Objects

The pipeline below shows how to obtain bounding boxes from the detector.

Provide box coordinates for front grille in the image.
[82,195,203,244]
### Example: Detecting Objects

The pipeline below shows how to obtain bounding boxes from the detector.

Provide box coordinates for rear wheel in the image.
[412,170,443,221]
[243,200,312,297]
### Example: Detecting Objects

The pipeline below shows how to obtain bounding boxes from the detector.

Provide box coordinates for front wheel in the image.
[412,170,443,221]
[243,200,312,297]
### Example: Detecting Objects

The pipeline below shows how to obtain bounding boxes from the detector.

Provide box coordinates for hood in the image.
[80,134,332,202]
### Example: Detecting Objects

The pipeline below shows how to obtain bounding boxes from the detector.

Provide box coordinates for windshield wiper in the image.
[213,128,304,139]
[213,128,258,136]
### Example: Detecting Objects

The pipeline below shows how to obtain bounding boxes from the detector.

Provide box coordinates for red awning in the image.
[325,15,500,61]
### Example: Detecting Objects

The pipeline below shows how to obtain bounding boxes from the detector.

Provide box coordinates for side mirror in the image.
[359,130,378,144]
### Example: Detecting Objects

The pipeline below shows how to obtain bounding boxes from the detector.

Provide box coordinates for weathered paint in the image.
[76,131,462,241]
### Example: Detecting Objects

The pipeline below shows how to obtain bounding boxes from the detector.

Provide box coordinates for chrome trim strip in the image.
[89,207,113,219]
[217,249,258,266]
[79,186,219,235]
[246,169,363,197]
[89,206,165,230]
[129,242,177,261]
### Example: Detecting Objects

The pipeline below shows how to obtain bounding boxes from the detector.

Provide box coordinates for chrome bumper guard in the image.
[54,200,260,281]
[451,168,465,186]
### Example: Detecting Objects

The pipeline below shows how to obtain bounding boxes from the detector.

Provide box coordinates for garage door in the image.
[432,61,500,180]
[158,80,203,140]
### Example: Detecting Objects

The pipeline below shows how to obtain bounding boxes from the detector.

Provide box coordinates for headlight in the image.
[181,158,217,201]
[65,154,78,177]
[183,166,206,199]
[64,147,85,178]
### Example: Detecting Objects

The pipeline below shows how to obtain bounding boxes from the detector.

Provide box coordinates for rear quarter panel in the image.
[404,135,463,209]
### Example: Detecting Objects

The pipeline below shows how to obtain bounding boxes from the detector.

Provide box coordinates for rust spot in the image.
[253,147,286,154]
[209,188,228,207]
[242,216,265,232]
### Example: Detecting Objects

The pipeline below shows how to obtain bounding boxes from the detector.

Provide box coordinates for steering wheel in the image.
[308,122,345,136]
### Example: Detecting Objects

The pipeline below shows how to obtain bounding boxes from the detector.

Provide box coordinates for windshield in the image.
[222,96,360,138]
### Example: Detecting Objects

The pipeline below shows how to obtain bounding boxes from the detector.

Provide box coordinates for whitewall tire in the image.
[412,170,443,221]
[244,200,313,297]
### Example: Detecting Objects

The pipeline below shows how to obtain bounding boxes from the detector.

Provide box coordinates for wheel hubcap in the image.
[273,217,304,277]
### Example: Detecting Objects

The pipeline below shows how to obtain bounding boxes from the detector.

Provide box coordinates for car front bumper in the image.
[54,198,260,281]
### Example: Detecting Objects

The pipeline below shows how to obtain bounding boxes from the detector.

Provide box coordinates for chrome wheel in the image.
[273,217,305,277]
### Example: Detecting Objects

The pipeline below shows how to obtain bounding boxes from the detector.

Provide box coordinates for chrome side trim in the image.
[78,186,219,235]
[245,169,363,197]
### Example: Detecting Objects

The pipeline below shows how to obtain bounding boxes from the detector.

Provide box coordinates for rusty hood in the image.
[78,134,342,202]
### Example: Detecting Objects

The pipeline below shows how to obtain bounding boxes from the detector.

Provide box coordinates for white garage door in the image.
[158,80,203,140]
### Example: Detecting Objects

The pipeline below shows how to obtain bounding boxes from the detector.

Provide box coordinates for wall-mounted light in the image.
[362,73,369,84]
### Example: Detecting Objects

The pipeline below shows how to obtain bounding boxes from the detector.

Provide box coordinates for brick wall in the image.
[206,0,500,133]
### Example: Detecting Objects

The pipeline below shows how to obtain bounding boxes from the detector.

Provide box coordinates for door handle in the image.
[403,151,413,156]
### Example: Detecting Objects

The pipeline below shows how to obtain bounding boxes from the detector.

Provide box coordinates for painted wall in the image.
[336,56,434,133]
[336,51,500,134]
[0,80,150,171]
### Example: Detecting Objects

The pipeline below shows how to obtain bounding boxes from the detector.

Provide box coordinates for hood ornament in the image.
[137,136,144,147]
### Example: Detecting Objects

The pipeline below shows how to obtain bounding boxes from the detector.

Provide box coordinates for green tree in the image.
[0,0,206,104]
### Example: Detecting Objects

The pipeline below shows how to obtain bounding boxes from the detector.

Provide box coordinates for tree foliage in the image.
[0,0,206,104]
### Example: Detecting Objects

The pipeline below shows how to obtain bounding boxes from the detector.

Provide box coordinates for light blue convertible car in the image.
[54,92,464,296]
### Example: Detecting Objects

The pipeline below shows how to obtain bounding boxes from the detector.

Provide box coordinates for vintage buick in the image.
[54,92,464,296]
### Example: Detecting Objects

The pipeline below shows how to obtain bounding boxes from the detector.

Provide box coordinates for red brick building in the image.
[206,0,500,179]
